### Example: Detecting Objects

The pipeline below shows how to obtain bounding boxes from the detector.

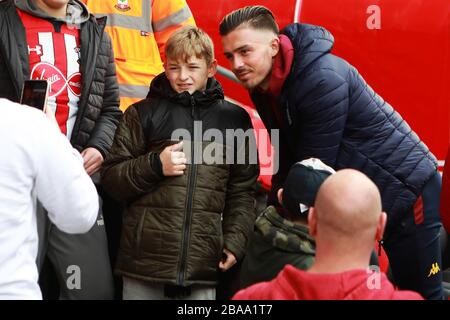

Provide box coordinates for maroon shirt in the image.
[257,34,294,129]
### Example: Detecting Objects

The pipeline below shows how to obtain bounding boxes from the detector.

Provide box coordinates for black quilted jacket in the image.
[101,73,259,286]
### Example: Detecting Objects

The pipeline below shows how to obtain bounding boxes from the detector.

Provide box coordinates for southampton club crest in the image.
[114,0,131,12]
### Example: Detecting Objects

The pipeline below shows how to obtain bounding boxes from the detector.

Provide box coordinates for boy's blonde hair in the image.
[165,26,215,66]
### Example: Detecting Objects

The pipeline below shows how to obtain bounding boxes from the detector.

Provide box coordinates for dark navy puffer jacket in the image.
[251,23,437,235]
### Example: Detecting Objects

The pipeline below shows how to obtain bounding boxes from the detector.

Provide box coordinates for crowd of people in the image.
[0,0,448,300]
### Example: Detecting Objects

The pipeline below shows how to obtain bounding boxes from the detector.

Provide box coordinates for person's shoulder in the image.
[299,57,349,82]
[391,290,424,300]
[1,98,44,120]
[0,0,12,6]
[0,99,51,140]
[81,12,108,35]
[0,0,13,13]
[125,97,165,125]
[216,100,252,121]
[132,96,165,114]
[121,101,146,122]
[223,100,247,113]
[129,98,155,110]
[232,281,273,300]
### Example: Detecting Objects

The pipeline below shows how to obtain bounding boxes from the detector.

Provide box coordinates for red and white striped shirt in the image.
[18,9,82,139]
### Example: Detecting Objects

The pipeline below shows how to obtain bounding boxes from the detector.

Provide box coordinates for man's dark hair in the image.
[219,5,279,36]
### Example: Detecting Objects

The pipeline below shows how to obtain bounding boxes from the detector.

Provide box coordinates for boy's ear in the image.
[207,59,218,78]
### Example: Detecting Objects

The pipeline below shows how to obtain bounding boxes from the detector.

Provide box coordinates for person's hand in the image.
[159,141,187,176]
[219,248,237,272]
[81,147,104,176]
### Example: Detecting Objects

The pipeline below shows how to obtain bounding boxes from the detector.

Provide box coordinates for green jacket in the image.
[101,74,259,286]
[240,206,315,288]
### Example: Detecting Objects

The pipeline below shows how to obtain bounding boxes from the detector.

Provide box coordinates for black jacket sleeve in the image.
[85,33,122,158]
[101,106,164,203]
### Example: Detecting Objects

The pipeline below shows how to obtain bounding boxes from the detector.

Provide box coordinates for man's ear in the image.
[270,36,280,58]
[308,207,317,237]
[277,188,283,205]
[376,211,387,241]
[207,59,218,78]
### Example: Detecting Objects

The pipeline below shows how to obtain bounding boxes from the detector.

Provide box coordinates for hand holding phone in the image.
[20,80,49,111]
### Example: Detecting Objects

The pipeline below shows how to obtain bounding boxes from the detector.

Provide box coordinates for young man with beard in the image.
[220,5,443,299]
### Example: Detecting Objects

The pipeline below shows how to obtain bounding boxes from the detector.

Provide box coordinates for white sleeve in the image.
[33,116,99,234]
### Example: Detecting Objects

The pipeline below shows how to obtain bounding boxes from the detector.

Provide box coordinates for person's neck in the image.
[257,75,271,92]
[308,248,371,274]
[256,60,275,92]
[290,214,308,226]
[34,0,68,19]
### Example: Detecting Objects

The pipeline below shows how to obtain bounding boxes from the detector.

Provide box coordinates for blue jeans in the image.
[384,171,443,300]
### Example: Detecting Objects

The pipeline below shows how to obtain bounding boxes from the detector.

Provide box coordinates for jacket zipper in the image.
[177,96,198,286]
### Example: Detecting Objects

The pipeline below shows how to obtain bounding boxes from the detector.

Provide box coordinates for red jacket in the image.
[233,265,423,300]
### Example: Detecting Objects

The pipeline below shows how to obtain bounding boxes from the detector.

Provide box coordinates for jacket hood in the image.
[281,23,334,74]
[15,0,89,25]
[277,265,398,300]
[147,72,224,107]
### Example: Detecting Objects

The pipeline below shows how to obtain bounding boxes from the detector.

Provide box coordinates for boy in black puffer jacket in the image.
[101,26,259,300]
